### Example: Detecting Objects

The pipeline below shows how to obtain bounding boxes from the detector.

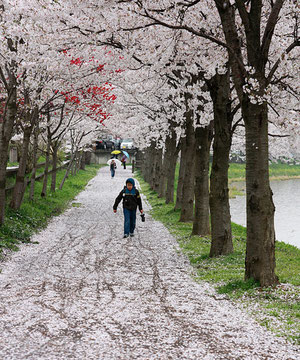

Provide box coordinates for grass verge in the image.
[0,164,102,257]
[136,171,300,345]
[228,162,300,180]
[172,162,300,198]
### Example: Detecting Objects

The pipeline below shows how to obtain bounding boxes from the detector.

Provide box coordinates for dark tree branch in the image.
[231,102,241,118]
[235,0,251,34]
[51,102,65,137]
[231,117,243,134]
[178,0,202,8]
[267,101,281,116]
[261,0,285,61]
[268,133,290,138]
[0,67,9,91]
[267,39,300,84]
[141,9,230,50]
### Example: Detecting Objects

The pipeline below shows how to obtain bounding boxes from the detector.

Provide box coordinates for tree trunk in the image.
[147,143,156,188]
[75,151,80,173]
[192,125,212,236]
[214,0,279,285]
[175,138,187,210]
[0,86,17,225]
[209,72,234,256]
[85,151,91,165]
[153,147,163,193]
[41,130,51,197]
[166,155,178,204]
[80,151,86,170]
[244,101,278,286]
[142,149,150,182]
[10,126,32,210]
[166,133,180,204]
[51,143,59,192]
[179,105,196,222]
[136,150,144,172]
[71,152,77,176]
[158,145,168,198]
[0,136,10,222]
[59,152,76,190]
[141,151,148,181]
[29,122,39,201]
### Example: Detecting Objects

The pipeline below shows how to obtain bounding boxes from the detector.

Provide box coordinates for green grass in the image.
[5,157,71,191]
[135,171,300,344]
[6,155,61,189]
[228,163,246,180]
[228,162,300,181]
[172,162,300,199]
[7,154,47,168]
[7,162,18,167]
[0,164,102,255]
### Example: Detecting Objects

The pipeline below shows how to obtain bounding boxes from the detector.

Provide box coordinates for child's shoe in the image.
[123,234,129,238]
[129,233,134,237]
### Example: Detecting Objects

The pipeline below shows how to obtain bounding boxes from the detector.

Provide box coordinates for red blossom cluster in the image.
[52,52,120,123]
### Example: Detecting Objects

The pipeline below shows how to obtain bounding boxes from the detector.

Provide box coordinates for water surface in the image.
[230,179,300,249]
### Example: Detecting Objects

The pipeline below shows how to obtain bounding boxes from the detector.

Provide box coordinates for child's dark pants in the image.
[123,208,136,235]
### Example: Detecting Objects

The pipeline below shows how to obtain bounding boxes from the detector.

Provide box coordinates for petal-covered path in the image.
[0,167,299,360]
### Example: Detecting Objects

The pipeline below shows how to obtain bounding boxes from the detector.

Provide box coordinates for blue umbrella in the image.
[122,150,130,159]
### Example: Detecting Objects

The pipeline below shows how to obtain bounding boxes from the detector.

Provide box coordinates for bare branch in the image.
[0,67,9,91]
[267,39,300,84]
[268,133,290,138]
[231,117,243,134]
[178,0,202,8]
[235,0,251,34]
[261,0,285,62]
[146,9,229,49]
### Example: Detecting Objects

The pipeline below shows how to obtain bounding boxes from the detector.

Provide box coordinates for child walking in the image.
[113,178,143,238]
[110,160,116,178]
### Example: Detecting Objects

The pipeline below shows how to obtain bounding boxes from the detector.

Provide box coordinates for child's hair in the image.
[126,178,135,186]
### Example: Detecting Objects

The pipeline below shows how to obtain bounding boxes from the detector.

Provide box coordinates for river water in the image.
[229,179,300,249]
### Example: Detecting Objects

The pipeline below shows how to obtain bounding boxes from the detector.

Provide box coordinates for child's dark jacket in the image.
[113,187,143,211]
[110,162,116,170]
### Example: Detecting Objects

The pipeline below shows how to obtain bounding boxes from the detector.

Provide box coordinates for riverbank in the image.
[172,162,300,198]
[135,172,300,345]
[0,164,102,258]
[228,162,300,180]
[228,163,300,197]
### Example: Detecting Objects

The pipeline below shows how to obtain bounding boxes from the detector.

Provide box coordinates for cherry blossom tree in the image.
[0,1,298,287]
[0,1,118,220]
[55,1,235,250]
[100,0,299,285]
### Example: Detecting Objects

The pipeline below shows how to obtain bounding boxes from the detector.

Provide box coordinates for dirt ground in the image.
[0,167,299,359]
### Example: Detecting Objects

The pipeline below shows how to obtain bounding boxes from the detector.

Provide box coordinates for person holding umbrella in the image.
[107,158,121,179]
[109,159,117,178]
[121,154,127,169]
[111,150,121,159]
[121,150,129,169]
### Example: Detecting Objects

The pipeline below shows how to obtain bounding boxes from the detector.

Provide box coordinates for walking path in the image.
[0,167,299,360]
